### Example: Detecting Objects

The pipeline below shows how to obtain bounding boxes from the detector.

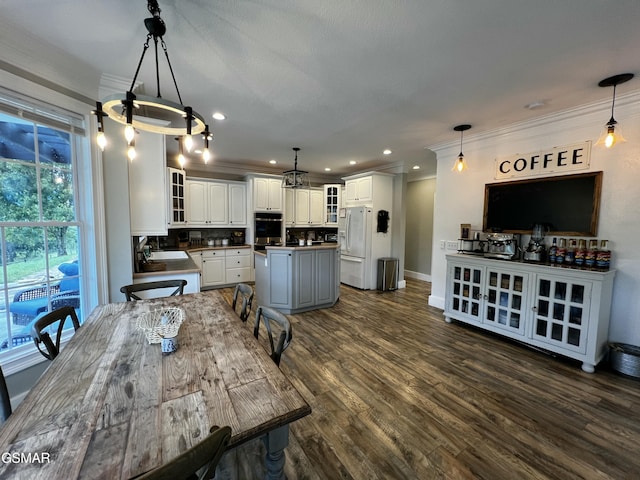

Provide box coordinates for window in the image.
[0,95,85,359]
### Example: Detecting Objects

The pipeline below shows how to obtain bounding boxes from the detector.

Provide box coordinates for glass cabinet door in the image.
[532,275,591,353]
[483,268,528,335]
[448,264,484,322]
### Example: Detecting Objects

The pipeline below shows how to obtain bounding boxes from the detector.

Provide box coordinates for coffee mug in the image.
[298,239,305,246]
[161,336,178,355]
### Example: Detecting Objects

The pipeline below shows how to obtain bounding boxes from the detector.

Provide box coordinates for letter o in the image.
[514,158,527,172]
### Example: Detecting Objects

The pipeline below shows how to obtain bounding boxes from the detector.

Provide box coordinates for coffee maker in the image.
[523,224,548,262]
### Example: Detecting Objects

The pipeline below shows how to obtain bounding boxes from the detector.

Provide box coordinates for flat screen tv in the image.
[483,171,602,236]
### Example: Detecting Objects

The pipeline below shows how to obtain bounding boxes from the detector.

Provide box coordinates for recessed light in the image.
[412,165,420,170]
[383,149,392,155]
[349,160,357,165]
[324,167,331,172]
[212,112,226,120]
[269,159,277,164]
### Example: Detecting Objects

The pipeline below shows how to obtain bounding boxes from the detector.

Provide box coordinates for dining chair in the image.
[231,283,254,322]
[120,279,187,301]
[131,425,232,480]
[0,364,12,425]
[253,306,292,367]
[30,306,81,361]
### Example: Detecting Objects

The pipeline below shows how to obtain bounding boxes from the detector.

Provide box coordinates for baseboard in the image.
[10,390,28,409]
[404,270,432,282]
[398,279,406,289]
[428,294,445,310]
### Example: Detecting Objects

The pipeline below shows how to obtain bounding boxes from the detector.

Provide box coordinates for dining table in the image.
[0,290,311,479]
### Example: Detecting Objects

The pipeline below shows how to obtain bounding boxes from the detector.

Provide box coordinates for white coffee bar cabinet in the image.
[444,254,615,373]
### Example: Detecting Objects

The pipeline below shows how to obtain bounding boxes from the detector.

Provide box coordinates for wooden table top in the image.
[0,290,311,479]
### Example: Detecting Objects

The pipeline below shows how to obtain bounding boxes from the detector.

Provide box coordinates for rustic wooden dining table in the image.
[0,290,311,480]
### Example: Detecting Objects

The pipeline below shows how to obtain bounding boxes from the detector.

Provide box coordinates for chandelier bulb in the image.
[96,130,107,151]
[605,125,616,148]
[127,144,137,161]
[184,134,194,153]
[178,153,186,168]
[203,148,211,164]
[124,124,135,145]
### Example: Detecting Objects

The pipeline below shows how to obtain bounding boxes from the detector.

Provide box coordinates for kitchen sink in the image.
[148,251,188,260]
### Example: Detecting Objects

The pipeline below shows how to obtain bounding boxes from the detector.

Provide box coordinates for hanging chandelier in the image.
[282,147,310,188]
[92,0,206,155]
[596,73,634,149]
[452,124,471,173]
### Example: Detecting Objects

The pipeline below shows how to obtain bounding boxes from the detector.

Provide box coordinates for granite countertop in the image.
[186,244,252,253]
[265,243,340,251]
[133,256,200,278]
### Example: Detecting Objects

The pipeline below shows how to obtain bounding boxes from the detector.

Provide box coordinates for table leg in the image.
[263,424,289,480]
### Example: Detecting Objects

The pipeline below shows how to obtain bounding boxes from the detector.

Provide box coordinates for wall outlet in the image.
[446,241,459,250]
[440,240,446,249]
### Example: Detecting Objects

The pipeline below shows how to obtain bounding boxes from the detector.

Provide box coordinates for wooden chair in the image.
[30,306,81,361]
[253,306,292,367]
[120,279,187,301]
[231,283,254,322]
[0,364,11,425]
[131,425,232,480]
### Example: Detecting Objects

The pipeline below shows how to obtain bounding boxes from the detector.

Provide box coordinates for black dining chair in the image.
[231,283,254,322]
[0,364,12,425]
[253,306,292,367]
[131,425,232,480]
[31,306,81,361]
[120,279,187,301]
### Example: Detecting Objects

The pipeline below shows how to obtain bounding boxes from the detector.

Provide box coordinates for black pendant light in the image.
[596,73,634,148]
[452,124,471,173]
[282,147,309,188]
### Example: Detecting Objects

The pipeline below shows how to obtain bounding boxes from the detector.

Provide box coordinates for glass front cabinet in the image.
[444,254,615,373]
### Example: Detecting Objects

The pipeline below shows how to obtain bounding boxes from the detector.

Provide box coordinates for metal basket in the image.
[137,307,184,344]
[609,343,640,379]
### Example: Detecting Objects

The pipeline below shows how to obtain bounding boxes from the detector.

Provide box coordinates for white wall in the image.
[428,90,640,345]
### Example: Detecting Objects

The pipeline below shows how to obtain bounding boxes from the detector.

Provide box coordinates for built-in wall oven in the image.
[254,212,283,249]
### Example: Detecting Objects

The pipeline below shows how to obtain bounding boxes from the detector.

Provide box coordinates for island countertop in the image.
[265,242,340,251]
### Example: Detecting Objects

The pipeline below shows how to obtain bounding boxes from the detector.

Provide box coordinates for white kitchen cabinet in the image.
[288,188,323,226]
[344,176,372,205]
[201,250,226,287]
[167,167,186,228]
[444,254,615,373]
[228,182,247,226]
[186,180,228,226]
[253,176,283,212]
[324,184,341,226]
[129,129,167,236]
[225,247,251,284]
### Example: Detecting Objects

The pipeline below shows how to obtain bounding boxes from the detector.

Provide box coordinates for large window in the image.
[0,102,84,357]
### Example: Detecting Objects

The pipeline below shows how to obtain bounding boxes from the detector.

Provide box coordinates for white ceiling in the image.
[2,0,640,180]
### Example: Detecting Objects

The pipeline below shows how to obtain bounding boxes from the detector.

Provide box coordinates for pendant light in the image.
[202,125,212,164]
[176,137,186,168]
[93,1,206,151]
[596,73,634,148]
[282,147,310,188]
[452,124,471,173]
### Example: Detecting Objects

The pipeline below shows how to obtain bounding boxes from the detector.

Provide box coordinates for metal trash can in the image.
[609,343,640,379]
[377,257,398,291]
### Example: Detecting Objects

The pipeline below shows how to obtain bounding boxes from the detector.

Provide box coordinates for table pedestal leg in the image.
[263,425,289,480]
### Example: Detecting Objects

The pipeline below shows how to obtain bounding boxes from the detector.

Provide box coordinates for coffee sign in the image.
[495,141,591,179]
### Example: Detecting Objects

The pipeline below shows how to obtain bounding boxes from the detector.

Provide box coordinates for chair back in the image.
[231,283,254,322]
[131,425,232,480]
[120,279,187,301]
[30,306,81,361]
[254,306,292,367]
[0,364,11,425]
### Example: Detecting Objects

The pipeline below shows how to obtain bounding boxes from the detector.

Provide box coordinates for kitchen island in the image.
[254,243,340,314]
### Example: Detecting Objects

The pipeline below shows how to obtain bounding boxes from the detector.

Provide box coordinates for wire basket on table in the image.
[136,307,185,344]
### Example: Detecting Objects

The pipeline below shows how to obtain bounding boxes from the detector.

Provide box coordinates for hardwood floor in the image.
[217,279,640,479]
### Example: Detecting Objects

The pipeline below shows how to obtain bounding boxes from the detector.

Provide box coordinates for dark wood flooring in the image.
[217,279,640,479]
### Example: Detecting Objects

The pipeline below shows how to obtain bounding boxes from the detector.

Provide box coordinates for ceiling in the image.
[2,1,640,181]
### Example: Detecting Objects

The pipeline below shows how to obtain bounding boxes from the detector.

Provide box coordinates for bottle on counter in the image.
[548,237,558,264]
[574,239,587,268]
[555,238,566,265]
[585,239,598,269]
[564,239,576,266]
[596,240,611,271]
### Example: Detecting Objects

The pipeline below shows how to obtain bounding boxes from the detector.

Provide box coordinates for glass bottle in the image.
[548,237,557,264]
[596,240,611,271]
[555,238,566,264]
[585,239,598,269]
[564,239,576,266]
[574,239,587,267]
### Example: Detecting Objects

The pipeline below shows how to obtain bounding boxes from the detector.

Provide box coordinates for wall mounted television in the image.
[483,171,602,236]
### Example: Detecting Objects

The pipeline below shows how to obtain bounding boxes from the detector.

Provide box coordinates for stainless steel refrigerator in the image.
[338,206,373,289]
